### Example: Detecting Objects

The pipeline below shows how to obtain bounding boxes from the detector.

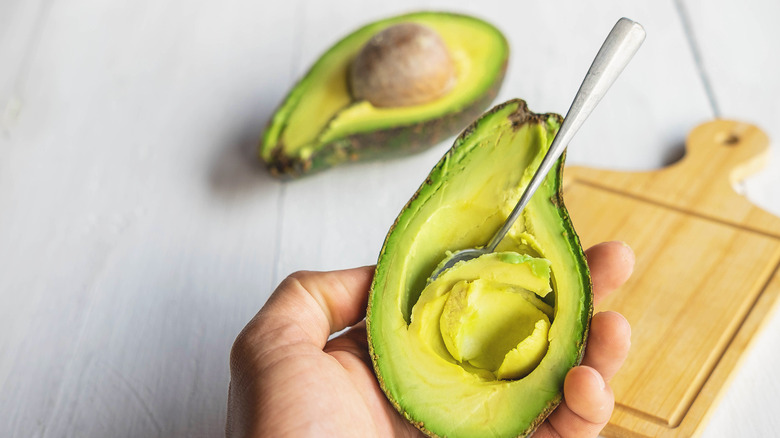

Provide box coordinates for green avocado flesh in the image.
[367,99,592,437]
[260,12,508,177]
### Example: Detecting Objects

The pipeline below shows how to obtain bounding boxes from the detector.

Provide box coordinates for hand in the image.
[226,241,635,437]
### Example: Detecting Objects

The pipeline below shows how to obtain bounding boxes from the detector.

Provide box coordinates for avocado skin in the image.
[366,99,592,438]
[264,74,505,179]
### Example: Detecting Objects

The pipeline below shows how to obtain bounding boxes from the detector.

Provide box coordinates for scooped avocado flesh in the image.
[368,100,592,438]
[260,12,507,176]
[413,253,553,380]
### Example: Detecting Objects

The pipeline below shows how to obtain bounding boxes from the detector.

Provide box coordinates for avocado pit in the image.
[350,22,456,108]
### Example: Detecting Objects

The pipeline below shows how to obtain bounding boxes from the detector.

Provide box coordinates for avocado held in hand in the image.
[367,99,592,437]
[260,12,508,178]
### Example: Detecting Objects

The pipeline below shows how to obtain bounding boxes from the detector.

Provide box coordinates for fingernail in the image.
[587,366,606,391]
[602,310,632,343]
[619,241,635,259]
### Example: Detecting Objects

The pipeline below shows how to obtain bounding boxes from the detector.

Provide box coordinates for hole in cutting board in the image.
[716,131,740,146]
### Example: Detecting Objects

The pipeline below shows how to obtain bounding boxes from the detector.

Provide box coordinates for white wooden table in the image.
[1,0,778,436]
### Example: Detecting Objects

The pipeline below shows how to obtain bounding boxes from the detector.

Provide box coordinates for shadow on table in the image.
[661,141,687,167]
[207,121,279,199]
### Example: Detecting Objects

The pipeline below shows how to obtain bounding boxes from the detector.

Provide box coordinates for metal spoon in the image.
[429,17,646,281]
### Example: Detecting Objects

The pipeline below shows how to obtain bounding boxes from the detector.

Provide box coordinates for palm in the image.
[325,325,422,436]
[253,325,421,436]
[228,241,634,438]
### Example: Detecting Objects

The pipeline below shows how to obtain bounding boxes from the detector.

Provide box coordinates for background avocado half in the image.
[367,99,592,438]
[259,12,508,178]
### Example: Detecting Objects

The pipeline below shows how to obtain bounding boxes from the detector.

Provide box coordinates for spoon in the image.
[429,17,646,281]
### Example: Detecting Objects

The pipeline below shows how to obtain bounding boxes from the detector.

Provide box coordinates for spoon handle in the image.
[485,17,646,252]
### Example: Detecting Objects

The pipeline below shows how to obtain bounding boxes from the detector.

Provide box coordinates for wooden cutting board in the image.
[563,120,780,437]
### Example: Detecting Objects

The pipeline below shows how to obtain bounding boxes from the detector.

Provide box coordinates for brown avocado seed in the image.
[350,23,456,108]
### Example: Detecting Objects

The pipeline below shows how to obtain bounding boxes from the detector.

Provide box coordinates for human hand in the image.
[226,241,634,437]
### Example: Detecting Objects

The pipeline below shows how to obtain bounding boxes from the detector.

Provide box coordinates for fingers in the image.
[524,328,628,438]
[582,311,631,382]
[585,241,635,306]
[541,365,614,438]
[532,242,634,437]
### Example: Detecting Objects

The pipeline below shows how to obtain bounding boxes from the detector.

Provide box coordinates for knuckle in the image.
[285,270,313,285]
[230,323,258,370]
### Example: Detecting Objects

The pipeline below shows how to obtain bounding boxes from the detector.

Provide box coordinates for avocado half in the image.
[260,12,508,178]
[367,99,592,437]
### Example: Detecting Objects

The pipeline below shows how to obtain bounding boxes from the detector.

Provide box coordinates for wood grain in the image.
[564,120,780,437]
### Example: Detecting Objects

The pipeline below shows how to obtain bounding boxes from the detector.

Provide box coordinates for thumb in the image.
[236,266,375,356]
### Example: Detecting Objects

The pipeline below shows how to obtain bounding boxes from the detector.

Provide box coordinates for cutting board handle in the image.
[679,119,770,189]
[565,119,776,236]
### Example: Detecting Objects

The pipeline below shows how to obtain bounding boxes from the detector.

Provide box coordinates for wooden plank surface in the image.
[0,0,776,437]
